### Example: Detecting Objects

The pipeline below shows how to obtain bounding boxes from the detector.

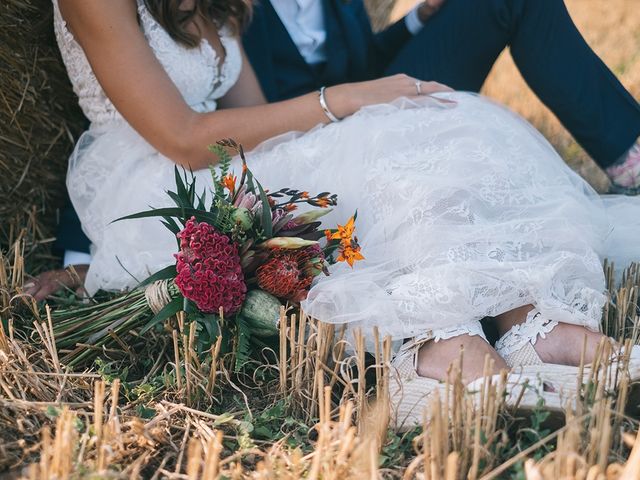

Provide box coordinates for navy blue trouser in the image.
[384,0,640,168]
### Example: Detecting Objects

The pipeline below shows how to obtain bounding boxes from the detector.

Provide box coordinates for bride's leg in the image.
[494,304,609,366]
[390,325,546,430]
[416,334,507,383]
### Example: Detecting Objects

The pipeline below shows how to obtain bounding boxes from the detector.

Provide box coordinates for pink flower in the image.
[174,217,246,315]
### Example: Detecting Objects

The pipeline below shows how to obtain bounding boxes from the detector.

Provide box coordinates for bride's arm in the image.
[217,45,267,108]
[59,0,451,170]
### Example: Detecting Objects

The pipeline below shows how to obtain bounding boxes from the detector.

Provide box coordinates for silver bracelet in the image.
[318,86,340,123]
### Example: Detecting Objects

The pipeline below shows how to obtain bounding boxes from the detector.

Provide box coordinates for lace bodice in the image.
[52,0,242,126]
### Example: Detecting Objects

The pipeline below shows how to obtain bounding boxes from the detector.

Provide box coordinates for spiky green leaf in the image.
[140,296,183,335]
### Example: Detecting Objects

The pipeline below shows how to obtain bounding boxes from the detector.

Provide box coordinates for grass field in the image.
[2,1,640,479]
[393,0,640,192]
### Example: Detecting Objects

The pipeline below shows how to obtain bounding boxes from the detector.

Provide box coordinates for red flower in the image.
[174,217,246,315]
[256,245,324,301]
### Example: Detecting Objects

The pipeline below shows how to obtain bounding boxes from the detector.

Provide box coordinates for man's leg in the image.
[385,0,640,169]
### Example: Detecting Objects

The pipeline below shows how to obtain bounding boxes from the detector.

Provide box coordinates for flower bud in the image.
[260,237,319,249]
[290,208,333,226]
[232,207,253,230]
[239,192,258,210]
[233,184,248,207]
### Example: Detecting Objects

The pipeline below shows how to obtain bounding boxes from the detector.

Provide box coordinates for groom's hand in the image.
[24,265,89,301]
[417,0,447,23]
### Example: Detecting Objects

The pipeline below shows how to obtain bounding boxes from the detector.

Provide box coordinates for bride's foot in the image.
[389,324,546,431]
[494,305,611,367]
[526,322,609,366]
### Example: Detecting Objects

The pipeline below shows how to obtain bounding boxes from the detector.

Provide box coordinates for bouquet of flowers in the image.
[50,140,363,369]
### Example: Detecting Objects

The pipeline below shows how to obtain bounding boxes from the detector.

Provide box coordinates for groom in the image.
[30,0,640,300]
[243,0,640,173]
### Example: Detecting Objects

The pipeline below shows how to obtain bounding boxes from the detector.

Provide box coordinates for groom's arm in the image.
[354,1,446,75]
[352,2,411,75]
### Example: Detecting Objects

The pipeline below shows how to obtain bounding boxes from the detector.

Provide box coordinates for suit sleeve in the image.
[242,7,279,102]
[54,202,92,255]
[353,2,413,74]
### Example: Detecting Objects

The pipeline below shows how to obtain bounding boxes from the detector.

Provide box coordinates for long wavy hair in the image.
[144,0,252,47]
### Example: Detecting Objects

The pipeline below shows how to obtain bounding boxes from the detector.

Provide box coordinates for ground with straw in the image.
[2,0,640,479]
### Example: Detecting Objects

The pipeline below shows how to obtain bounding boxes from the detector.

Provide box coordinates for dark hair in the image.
[144,0,252,48]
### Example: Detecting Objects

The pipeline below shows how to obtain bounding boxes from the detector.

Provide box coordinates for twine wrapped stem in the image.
[144,280,174,314]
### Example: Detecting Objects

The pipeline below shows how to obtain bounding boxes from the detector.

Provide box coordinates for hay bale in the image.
[0,0,85,247]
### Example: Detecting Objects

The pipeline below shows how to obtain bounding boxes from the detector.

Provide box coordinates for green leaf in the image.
[208,144,233,198]
[161,218,181,236]
[196,190,207,211]
[244,166,256,194]
[183,298,198,315]
[113,207,220,225]
[167,191,186,209]
[234,315,252,372]
[175,166,189,204]
[255,180,272,238]
[140,296,183,334]
[201,314,220,342]
[136,405,157,419]
[187,172,197,205]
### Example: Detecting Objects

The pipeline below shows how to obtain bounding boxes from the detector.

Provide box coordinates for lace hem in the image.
[415,322,488,346]
[394,321,488,369]
[494,309,559,356]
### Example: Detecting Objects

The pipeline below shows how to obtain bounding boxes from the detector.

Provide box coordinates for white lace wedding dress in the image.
[53,0,640,347]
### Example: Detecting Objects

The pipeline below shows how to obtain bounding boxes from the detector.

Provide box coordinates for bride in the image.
[53,0,640,427]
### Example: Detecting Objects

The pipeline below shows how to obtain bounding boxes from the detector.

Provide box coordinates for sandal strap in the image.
[494,309,558,364]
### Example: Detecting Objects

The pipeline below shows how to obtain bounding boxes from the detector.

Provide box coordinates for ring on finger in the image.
[414,81,422,95]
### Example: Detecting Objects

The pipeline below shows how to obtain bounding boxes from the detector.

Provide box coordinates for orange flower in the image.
[337,244,365,267]
[324,229,333,241]
[301,191,310,199]
[284,204,298,212]
[222,174,236,194]
[329,216,356,243]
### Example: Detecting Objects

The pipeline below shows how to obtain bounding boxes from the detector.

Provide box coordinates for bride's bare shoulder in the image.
[57,0,138,41]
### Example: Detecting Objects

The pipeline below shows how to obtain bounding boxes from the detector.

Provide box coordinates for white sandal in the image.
[389,323,551,431]
[494,308,640,394]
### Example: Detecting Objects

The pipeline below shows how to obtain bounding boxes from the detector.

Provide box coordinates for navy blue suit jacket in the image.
[243,0,413,102]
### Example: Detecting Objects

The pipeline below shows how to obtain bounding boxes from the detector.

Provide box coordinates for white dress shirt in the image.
[270,0,425,65]
[63,250,92,268]
[271,0,329,64]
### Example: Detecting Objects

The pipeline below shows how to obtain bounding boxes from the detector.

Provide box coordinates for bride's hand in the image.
[326,74,454,119]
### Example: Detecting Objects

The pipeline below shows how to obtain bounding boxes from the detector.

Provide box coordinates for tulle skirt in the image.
[67,93,640,345]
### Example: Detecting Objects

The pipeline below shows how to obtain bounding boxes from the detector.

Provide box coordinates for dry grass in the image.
[391,0,640,192]
[3,226,640,479]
